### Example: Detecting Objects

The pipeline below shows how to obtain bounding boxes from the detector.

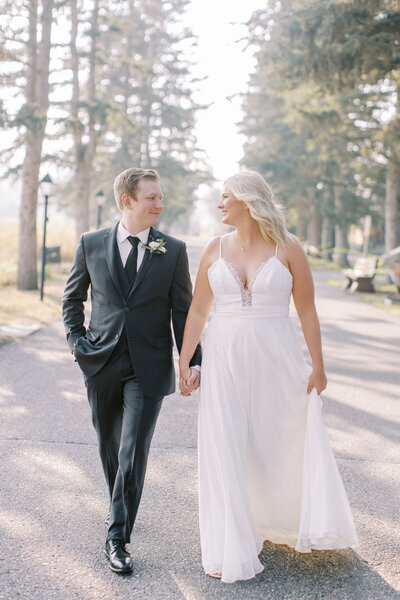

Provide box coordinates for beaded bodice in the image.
[207,239,293,318]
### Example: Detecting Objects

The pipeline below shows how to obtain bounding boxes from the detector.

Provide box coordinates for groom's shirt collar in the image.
[117,222,150,269]
[117,222,150,245]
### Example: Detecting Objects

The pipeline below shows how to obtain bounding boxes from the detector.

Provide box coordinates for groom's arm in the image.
[62,235,91,353]
[170,242,202,367]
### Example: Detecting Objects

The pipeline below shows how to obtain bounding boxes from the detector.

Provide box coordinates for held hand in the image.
[179,365,192,396]
[179,366,200,396]
[187,368,200,392]
[307,367,327,396]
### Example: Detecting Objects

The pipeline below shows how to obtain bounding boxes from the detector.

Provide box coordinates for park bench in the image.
[45,245,61,264]
[342,256,377,293]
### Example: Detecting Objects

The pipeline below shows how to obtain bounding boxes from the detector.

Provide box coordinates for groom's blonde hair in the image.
[114,167,160,211]
[224,171,290,246]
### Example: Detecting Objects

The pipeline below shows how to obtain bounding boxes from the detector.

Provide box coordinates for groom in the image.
[62,167,201,574]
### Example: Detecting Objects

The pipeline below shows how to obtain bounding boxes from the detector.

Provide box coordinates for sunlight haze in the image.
[186,0,264,182]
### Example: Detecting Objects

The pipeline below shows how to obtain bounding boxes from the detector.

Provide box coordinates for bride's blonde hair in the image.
[224,171,290,246]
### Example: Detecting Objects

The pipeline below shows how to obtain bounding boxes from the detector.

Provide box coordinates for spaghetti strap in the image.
[220,236,223,258]
[275,244,278,258]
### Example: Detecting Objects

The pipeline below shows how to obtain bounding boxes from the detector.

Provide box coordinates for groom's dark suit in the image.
[62,223,201,543]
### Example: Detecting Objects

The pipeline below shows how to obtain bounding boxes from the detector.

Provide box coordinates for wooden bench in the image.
[343,256,377,292]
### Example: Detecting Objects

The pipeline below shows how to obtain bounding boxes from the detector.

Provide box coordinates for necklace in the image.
[237,234,253,253]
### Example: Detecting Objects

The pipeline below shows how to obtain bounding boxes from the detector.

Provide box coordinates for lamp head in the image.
[96,189,106,206]
[40,173,53,197]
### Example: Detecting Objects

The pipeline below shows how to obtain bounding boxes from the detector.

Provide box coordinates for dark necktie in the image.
[125,236,140,282]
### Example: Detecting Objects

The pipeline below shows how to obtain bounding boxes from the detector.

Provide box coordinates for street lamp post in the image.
[96,189,105,229]
[39,174,53,301]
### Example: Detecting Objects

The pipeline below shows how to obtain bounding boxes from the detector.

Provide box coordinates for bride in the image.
[179,171,358,584]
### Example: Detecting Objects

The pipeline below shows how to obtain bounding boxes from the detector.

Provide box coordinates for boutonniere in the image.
[142,238,167,255]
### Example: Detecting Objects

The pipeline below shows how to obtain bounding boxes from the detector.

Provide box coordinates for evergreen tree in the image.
[241,0,397,265]
[97,0,210,228]
[67,0,111,239]
[271,0,400,251]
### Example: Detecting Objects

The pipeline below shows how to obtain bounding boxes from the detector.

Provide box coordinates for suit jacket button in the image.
[125,307,130,312]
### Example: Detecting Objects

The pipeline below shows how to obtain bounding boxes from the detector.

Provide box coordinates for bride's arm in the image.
[287,236,328,395]
[178,237,218,391]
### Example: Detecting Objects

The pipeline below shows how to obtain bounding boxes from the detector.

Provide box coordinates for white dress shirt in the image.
[117,222,150,269]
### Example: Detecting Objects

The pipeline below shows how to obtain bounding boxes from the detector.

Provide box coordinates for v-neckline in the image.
[222,256,276,291]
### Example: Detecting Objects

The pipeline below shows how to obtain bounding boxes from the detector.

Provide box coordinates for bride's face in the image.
[218,186,248,226]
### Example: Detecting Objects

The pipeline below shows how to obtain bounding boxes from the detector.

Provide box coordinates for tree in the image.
[3,0,55,289]
[241,1,397,265]
[274,0,400,251]
[69,0,103,239]
[97,0,210,228]
[0,0,210,252]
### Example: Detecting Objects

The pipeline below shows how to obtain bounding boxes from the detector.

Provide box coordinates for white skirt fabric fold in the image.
[295,392,358,553]
[198,314,358,584]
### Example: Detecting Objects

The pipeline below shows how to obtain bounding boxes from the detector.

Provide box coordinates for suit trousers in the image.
[84,335,163,543]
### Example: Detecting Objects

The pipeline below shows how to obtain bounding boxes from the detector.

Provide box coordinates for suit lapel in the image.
[127,227,158,299]
[103,224,124,298]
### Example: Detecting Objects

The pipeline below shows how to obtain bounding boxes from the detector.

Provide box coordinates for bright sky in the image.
[185,0,264,183]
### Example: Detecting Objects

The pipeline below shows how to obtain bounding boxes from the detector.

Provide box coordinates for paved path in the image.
[0,243,399,600]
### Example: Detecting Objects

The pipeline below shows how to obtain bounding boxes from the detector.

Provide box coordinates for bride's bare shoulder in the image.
[285,234,305,256]
[283,234,311,275]
[204,236,221,251]
[201,236,221,267]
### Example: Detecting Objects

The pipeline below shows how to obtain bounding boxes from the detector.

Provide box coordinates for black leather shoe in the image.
[104,539,133,574]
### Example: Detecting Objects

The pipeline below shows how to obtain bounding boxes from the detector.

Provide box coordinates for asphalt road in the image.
[0,240,399,600]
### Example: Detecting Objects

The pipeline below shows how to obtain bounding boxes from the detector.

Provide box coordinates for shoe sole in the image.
[104,549,133,574]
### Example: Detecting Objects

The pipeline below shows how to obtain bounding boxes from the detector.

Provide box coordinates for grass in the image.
[0,218,76,286]
[0,266,69,346]
[0,269,66,325]
[308,257,342,272]
[0,217,75,344]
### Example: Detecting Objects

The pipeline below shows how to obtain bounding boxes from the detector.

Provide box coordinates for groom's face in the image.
[124,179,164,227]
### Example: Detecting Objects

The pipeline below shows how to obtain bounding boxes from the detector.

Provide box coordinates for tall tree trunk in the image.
[17,0,54,289]
[71,0,99,240]
[140,26,153,168]
[309,205,321,247]
[334,186,350,267]
[321,183,335,261]
[297,207,307,241]
[321,216,334,261]
[385,162,400,251]
[17,0,38,290]
[385,85,400,252]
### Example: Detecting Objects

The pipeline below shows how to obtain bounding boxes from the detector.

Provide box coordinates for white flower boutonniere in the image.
[142,238,167,255]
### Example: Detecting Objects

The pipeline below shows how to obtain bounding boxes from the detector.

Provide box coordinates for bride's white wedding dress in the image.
[198,239,358,584]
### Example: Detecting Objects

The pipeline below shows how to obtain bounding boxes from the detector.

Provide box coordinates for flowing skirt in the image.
[198,314,358,584]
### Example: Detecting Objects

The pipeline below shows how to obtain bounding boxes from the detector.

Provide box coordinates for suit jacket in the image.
[62,224,202,397]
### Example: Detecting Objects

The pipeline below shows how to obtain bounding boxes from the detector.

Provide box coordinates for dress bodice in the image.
[208,256,293,318]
